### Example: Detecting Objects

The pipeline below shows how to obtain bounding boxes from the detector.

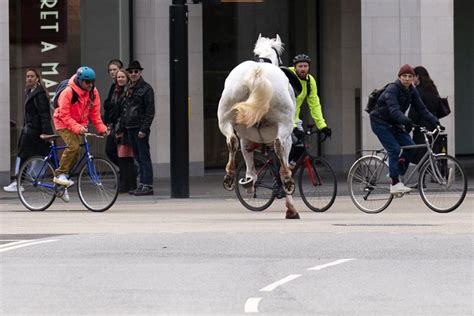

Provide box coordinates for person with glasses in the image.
[52,66,108,187]
[117,60,155,196]
[102,59,124,166]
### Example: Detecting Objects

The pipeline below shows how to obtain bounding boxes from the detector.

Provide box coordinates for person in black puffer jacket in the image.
[3,68,53,193]
[370,64,440,194]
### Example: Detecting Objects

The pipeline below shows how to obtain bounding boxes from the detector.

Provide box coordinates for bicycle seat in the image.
[40,134,61,141]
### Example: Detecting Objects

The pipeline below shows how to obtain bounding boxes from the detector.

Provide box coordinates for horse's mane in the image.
[253,36,284,57]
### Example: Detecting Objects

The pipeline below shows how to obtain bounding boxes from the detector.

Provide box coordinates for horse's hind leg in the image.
[223,135,239,190]
[274,137,295,195]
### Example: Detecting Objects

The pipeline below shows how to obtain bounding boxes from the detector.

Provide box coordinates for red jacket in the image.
[53,75,107,135]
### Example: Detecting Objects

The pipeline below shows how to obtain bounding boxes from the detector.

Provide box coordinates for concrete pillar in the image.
[134,0,204,177]
[361,0,455,154]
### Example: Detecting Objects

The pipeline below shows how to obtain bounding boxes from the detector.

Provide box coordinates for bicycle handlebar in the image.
[304,125,330,143]
[412,124,445,136]
[84,132,104,139]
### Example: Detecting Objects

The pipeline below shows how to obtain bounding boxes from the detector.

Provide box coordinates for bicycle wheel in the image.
[419,155,467,213]
[17,156,56,211]
[348,155,393,213]
[298,156,337,212]
[78,158,118,212]
[235,155,277,211]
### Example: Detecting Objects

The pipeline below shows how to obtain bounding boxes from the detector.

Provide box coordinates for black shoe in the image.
[134,185,154,196]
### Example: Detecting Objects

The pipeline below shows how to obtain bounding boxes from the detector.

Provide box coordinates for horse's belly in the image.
[234,124,278,144]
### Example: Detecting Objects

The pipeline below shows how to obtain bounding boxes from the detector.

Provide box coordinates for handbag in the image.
[437,96,451,119]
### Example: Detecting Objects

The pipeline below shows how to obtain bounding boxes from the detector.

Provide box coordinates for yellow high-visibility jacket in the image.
[289,66,327,130]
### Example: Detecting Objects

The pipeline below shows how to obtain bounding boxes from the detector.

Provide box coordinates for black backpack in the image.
[365,83,390,113]
[51,79,78,108]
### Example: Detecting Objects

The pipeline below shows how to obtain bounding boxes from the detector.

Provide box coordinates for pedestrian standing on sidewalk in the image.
[3,68,54,194]
[117,60,155,196]
[408,66,446,163]
[112,69,137,193]
[102,59,123,166]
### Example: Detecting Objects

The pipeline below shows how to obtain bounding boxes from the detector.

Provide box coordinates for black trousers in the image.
[105,133,119,166]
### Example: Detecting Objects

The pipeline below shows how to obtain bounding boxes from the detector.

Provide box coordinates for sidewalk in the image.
[1,158,472,203]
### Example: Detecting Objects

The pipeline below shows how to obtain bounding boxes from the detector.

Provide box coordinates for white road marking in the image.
[307,258,355,271]
[0,240,33,249]
[259,274,302,292]
[0,239,59,253]
[244,297,262,313]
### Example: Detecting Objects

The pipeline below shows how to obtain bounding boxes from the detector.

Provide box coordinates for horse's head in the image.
[253,34,284,66]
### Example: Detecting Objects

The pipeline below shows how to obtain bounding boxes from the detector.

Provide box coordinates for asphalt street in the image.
[0,170,473,315]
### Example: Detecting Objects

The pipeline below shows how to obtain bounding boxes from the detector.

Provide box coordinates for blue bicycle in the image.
[17,133,119,212]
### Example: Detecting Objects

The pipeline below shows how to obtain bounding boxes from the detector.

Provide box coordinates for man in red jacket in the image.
[53,66,108,187]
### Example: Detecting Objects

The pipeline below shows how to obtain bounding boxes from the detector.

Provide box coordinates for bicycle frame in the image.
[375,128,447,188]
[33,134,99,190]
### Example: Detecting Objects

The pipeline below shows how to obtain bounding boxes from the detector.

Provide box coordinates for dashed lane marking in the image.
[307,258,355,271]
[259,274,302,292]
[244,297,262,313]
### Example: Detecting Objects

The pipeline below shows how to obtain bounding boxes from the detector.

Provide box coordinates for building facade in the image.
[1,0,473,184]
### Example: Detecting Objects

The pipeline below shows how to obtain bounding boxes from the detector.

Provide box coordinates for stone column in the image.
[361,0,454,153]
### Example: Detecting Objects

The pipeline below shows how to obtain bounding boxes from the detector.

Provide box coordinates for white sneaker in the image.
[3,180,18,193]
[53,174,74,187]
[60,188,70,203]
[390,182,412,194]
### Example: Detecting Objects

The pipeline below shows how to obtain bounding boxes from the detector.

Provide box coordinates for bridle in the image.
[253,47,282,66]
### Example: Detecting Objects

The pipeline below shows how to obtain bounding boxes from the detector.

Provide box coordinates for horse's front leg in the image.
[239,138,257,193]
[274,136,295,195]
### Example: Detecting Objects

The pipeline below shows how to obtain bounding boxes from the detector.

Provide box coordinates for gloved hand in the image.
[404,121,413,133]
[320,127,332,138]
[438,124,446,131]
[292,127,305,140]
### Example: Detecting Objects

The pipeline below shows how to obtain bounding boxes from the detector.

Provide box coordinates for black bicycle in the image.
[235,128,337,212]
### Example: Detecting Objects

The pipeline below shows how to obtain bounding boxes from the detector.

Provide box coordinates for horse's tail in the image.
[233,65,273,128]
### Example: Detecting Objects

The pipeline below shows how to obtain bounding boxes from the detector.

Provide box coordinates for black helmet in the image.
[293,54,311,65]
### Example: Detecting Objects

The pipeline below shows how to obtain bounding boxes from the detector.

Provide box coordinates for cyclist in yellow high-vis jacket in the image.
[289,54,331,138]
[288,54,331,163]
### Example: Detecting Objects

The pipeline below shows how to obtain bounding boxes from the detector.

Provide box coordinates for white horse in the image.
[217,34,299,219]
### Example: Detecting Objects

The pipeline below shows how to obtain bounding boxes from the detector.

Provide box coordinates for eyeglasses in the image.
[129,70,140,74]
[84,80,95,84]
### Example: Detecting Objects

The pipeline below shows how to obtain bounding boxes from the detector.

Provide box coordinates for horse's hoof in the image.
[223,175,235,191]
[285,210,300,219]
[282,177,295,195]
[239,177,254,189]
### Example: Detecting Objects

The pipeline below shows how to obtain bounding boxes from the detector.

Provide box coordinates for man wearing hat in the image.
[117,60,155,196]
[369,64,441,194]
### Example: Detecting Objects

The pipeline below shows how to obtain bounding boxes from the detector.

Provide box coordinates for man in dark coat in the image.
[117,60,155,196]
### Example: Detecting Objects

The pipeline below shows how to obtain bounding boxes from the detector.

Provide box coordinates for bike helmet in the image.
[293,54,311,65]
[76,66,96,81]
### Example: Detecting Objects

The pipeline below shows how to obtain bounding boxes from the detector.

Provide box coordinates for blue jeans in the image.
[371,121,415,179]
[128,128,153,186]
